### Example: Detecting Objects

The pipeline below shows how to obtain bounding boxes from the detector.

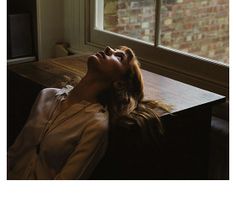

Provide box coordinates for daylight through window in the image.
[97,0,229,64]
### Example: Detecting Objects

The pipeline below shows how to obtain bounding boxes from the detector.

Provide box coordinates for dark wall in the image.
[7,70,44,147]
[7,0,38,59]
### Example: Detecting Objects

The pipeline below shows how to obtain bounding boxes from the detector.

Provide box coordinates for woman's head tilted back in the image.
[87,46,144,115]
[87,46,169,144]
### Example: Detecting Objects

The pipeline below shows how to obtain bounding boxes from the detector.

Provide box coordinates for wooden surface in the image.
[142,70,225,115]
[9,55,225,115]
[9,55,87,88]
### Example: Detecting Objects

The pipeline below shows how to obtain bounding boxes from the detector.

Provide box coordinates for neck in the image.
[67,72,108,105]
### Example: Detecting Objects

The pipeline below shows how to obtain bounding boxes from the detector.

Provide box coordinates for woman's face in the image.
[87,46,130,82]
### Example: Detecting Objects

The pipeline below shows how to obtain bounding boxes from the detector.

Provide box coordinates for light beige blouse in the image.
[7,85,109,180]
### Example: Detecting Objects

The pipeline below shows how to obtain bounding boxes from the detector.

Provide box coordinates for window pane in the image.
[97,0,156,44]
[160,0,229,64]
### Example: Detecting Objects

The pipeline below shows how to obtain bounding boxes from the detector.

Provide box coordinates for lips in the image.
[96,51,106,59]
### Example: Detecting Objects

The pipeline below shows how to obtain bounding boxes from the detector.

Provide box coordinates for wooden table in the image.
[8,55,225,179]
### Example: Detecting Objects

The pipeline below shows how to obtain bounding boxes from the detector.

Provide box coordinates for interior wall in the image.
[8,0,38,58]
[64,0,101,55]
[37,0,64,59]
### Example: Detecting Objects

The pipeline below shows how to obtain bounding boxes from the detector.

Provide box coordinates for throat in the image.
[67,79,101,105]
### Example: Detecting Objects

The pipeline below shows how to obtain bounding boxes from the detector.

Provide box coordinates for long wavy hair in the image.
[98,46,170,147]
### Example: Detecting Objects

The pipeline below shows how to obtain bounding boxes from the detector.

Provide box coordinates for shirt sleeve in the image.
[54,118,109,180]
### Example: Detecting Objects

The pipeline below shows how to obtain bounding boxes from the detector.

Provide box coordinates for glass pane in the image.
[97,0,156,44]
[160,0,229,64]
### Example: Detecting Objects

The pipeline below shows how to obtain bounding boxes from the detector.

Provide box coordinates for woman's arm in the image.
[54,118,108,180]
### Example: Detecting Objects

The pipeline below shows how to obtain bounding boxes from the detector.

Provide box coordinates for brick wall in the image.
[104,0,229,64]
[104,0,155,43]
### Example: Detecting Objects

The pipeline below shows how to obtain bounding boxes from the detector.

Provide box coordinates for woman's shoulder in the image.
[38,85,73,99]
[35,88,59,104]
[39,87,59,96]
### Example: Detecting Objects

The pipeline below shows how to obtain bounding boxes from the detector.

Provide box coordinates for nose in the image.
[104,46,113,56]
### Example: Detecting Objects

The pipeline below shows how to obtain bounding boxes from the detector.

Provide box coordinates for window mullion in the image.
[154,0,161,47]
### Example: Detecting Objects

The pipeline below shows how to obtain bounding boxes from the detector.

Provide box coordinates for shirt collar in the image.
[56,85,74,96]
[56,85,107,113]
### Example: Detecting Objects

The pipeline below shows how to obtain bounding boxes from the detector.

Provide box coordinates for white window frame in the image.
[65,0,229,97]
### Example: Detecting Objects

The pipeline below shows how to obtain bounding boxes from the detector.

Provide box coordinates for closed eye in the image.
[116,55,123,61]
[115,53,125,62]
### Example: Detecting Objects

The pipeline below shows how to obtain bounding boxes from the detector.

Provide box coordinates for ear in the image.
[113,80,126,90]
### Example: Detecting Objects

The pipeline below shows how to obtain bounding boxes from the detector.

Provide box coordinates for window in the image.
[75,0,229,96]
[102,0,156,44]
[159,0,229,64]
[95,0,229,65]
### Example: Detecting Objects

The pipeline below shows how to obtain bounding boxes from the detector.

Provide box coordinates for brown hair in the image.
[98,46,170,147]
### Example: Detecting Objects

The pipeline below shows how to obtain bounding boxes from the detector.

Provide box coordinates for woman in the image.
[7,46,169,180]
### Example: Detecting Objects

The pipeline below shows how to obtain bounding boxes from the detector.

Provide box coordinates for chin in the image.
[88,54,98,62]
[87,55,101,72]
